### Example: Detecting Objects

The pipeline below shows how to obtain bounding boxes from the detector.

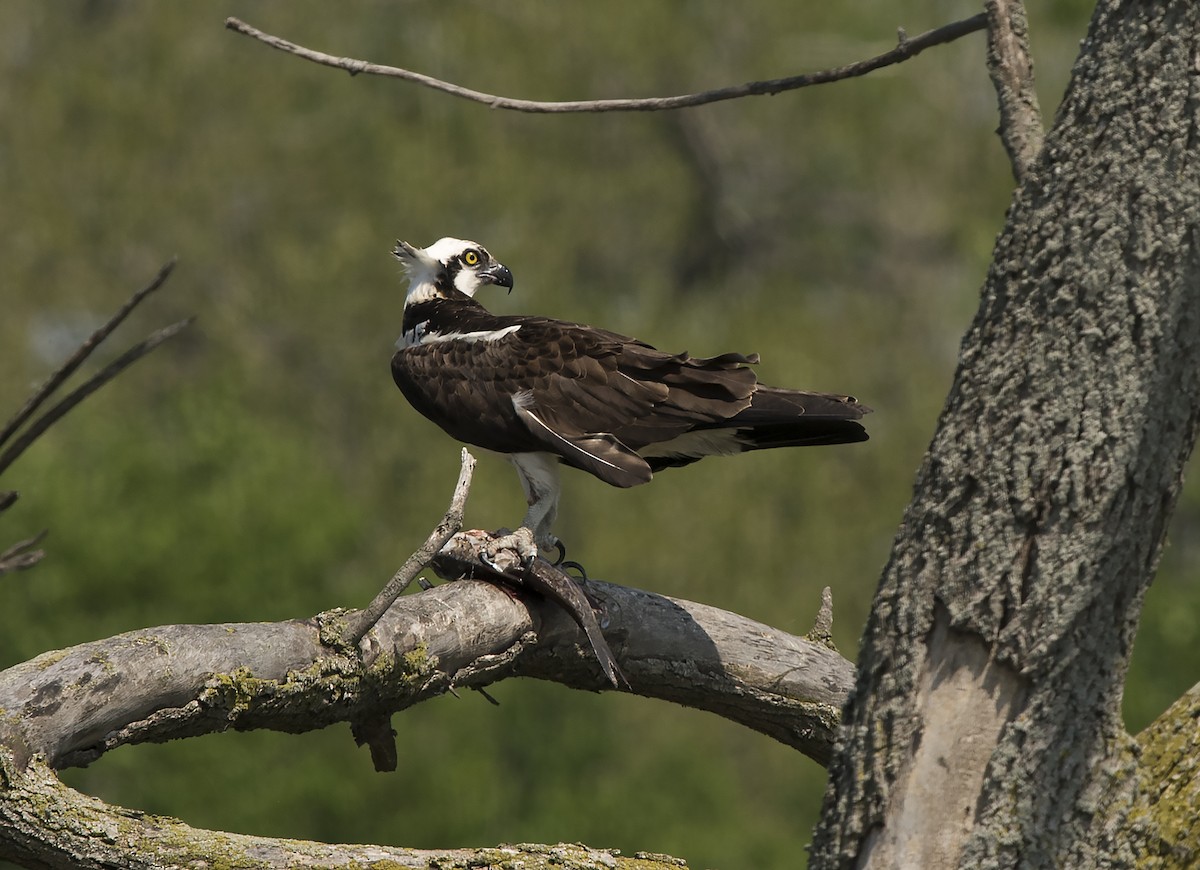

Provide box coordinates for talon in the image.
[563,561,607,617]
[481,527,538,575]
[560,559,589,583]
[551,539,568,566]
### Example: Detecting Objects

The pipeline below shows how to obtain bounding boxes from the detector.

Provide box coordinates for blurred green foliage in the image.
[0,2,1192,868]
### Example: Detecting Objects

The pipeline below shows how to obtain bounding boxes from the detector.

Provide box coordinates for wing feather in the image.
[512,399,651,487]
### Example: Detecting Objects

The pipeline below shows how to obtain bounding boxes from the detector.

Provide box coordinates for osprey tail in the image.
[640,386,870,472]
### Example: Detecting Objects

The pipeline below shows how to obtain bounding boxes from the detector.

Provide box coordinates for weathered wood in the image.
[0,570,850,867]
[985,0,1043,181]
[0,575,853,772]
[0,755,681,870]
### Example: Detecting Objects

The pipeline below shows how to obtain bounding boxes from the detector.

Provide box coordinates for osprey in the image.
[391,237,870,558]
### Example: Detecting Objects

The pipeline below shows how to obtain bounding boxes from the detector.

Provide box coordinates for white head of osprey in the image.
[395,237,512,301]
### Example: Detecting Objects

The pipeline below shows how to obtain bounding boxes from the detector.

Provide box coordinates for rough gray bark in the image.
[811,2,1200,867]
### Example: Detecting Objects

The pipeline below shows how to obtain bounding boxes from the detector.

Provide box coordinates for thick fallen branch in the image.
[225,14,988,114]
[0,758,680,870]
[0,534,850,868]
[0,567,852,772]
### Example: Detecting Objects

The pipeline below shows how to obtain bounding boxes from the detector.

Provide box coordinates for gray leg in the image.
[510,452,562,553]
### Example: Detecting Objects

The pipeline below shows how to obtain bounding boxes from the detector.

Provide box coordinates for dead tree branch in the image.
[345,447,476,646]
[0,519,848,865]
[0,262,192,581]
[985,0,1044,180]
[0,530,47,576]
[0,757,672,870]
[0,260,176,454]
[225,14,988,114]
[0,317,193,479]
[0,564,852,774]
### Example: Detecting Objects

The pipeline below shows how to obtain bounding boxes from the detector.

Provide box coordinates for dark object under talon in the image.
[434,531,628,690]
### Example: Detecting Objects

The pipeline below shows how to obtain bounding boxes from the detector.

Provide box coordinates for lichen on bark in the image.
[0,747,681,870]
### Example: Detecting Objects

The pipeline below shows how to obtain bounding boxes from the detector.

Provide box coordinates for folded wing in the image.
[392,310,869,488]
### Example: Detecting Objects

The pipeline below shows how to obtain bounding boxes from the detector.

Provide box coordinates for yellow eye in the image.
[463,250,480,266]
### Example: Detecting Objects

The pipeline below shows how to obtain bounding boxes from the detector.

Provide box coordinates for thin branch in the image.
[0,530,46,576]
[0,318,194,479]
[0,260,176,452]
[344,447,476,646]
[985,0,1044,181]
[225,14,988,114]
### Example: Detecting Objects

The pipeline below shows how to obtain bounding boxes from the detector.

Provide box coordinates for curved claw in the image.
[551,539,568,567]
[560,559,590,583]
[478,548,504,575]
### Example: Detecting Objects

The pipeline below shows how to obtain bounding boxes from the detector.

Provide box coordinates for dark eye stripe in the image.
[439,257,462,286]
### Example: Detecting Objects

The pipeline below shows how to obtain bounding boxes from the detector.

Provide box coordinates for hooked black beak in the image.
[481,262,514,293]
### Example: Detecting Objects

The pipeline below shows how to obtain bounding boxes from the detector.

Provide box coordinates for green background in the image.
[0,3,1193,868]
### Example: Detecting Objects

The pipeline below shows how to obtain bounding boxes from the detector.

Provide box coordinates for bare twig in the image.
[985,0,1044,181]
[225,14,988,114]
[0,260,176,452]
[350,714,398,773]
[0,530,47,575]
[0,318,194,479]
[345,448,476,646]
[806,586,836,650]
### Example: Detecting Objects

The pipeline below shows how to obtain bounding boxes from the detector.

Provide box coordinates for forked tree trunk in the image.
[811,2,1200,867]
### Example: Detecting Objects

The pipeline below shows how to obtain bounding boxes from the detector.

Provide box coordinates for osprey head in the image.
[394,237,514,300]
